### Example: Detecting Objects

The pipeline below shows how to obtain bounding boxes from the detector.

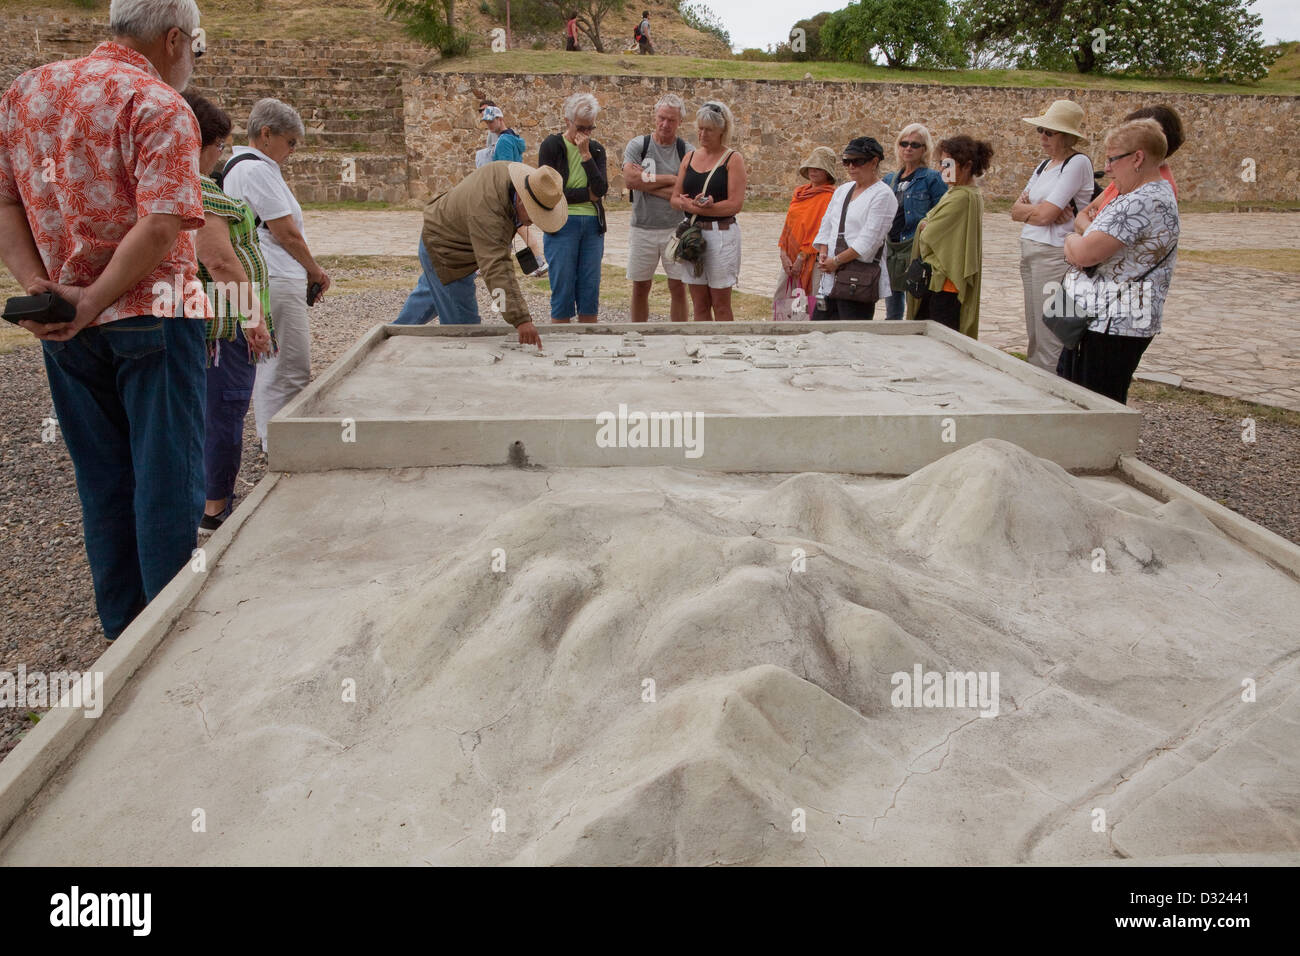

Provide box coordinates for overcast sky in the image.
[704,0,1300,52]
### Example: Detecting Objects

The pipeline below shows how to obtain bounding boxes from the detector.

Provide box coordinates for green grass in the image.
[301,200,399,212]
[436,48,1300,97]
[1130,381,1300,428]
[1179,248,1300,273]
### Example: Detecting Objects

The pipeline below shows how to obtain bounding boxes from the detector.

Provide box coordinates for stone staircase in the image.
[0,15,423,203]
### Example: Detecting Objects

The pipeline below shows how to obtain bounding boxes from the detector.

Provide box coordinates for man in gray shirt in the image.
[622,94,691,321]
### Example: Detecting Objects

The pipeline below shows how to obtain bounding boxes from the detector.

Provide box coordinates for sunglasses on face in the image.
[898,140,925,150]
[1036,127,1059,136]
[841,156,870,167]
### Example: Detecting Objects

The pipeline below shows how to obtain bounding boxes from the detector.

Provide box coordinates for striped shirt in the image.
[197,174,275,353]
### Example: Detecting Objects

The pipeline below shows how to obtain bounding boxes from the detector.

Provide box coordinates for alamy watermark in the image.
[890,664,999,718]
[1,665,104,718]
[595,403,704,459]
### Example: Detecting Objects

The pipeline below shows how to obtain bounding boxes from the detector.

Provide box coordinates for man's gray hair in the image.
[563,92,600,124]
[696,100,734,145]
[654,94,685,118]
[248,98,306,141]
[109,0,201,42]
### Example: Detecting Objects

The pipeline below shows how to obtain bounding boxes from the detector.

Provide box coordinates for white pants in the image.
[1020,237,1069,372]
[254,275,310,446]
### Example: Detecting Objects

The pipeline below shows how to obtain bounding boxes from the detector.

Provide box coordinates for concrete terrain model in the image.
[1,325,1296,865]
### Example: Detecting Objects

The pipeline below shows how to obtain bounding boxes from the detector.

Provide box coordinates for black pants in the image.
[914,290,960,331]
[813,295,876,321]
[565,36,577,50]
[1057,329,1152,405]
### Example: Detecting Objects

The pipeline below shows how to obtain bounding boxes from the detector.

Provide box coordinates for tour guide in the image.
[394,162,567,345]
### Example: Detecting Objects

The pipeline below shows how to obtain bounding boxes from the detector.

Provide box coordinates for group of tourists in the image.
[0,0,1184,647]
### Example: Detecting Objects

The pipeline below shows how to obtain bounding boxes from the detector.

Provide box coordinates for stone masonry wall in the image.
[408,73,1300,205]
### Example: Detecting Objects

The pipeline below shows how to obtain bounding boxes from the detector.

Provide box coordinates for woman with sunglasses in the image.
[539,92,608,323]
[810,137,897,321]
[1058,120,1179,405]
[881,124,946,320]
[1011,100,1094,373]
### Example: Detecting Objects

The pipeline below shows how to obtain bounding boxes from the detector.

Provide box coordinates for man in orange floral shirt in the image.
[0,0,210,641]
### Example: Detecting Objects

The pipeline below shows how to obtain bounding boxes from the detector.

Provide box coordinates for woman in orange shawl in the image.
[777,147,838,317]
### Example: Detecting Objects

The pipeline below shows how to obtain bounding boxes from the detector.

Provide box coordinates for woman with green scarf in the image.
[907,135,994,338]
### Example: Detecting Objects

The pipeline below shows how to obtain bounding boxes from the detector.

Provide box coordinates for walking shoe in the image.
[531,260,549,278]
[198,512,225,535]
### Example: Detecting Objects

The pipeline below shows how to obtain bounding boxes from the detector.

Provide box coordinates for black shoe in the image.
[198,512,225,535]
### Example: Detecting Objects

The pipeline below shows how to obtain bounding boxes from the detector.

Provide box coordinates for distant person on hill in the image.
[565,12,580,51]
[669,101,748,321]
[222,97,330,454]
[636,11,654,55]
[882,123,946,320]
[1012,99,1094,373]
[811,136,896,321]
[776,146,838,319]
[623,93,693,322]
[0,0,209,642]
[907,135,994,338]
[484,104,547,275]
[539,92,608,323]
[1059,119,1179,405]
[393,162,567,346]
[475,100,499,167]
[1074,104,1182,233]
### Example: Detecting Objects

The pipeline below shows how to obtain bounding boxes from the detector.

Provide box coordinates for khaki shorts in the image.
[626,225,689,283]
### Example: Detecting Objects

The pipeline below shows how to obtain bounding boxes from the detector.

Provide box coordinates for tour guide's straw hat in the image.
[508,163,568,234]
[798,146,839,182]
[1021,99,1088,143]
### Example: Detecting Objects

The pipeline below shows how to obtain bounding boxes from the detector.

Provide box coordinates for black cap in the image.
[842,136,884,161]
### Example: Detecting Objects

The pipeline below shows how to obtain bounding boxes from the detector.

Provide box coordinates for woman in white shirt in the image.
[1010,100,1094,372]
[812,137,897,321]
[220,97,331,453]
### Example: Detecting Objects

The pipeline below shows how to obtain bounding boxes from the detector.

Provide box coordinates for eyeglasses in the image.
[187,27,204,60]
[1104,150,1136,167]
[575,124,595,133]
[898,140,925,150]
[841,157,869,167]
[1035,127,1059,136]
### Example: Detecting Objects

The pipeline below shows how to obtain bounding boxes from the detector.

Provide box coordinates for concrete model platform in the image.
[2,442,1297,865]
[268,322,1139,474]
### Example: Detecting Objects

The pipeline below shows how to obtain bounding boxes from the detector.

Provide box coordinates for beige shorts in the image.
[681,222,742,289]
[626,225,689,283]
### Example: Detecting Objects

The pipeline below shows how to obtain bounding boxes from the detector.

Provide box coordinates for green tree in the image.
[787,11,834,61]
[957,0,1274,80]
[383,0,471,56]
[529,0,628,52]
[821,0,961,68]
[678,2,732,49]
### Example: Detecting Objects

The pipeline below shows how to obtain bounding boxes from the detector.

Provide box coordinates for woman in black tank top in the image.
[669,100,748,321]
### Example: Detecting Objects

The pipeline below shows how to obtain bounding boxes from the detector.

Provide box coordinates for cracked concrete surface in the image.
[1,440,1297,865]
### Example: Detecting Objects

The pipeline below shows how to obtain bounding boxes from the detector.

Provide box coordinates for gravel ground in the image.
[2,267,1297,759]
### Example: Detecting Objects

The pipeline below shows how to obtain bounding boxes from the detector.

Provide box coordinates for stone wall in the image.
[407,73,1300,204]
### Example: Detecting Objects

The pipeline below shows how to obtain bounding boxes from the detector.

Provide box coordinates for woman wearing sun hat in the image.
[776,146,838,318]
[1011,99,1095,372]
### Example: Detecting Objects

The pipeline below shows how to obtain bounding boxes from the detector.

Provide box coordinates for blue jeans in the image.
[205,325,255,503]
[41,316,206,641]
[885,290,906,320]
[543,215,603,319]
[393,238,481,326]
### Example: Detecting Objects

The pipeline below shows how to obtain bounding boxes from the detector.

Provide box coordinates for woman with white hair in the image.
[221,97,331,452]
[881,123,946,320]
[1011,99,1095,372]
[668,100,748,321]
[538,91,608,323]
[1058,119,1179,405]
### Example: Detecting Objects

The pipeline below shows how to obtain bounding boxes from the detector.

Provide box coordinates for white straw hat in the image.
[1021,99,1088,143]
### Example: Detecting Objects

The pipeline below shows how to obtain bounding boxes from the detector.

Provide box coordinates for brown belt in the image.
[698,216,737,230]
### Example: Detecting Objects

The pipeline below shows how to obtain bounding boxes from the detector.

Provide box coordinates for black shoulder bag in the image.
[830,188,884,304]
[1044,243,1176,349]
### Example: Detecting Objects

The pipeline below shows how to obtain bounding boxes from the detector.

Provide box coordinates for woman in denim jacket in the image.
[882,124,947,320]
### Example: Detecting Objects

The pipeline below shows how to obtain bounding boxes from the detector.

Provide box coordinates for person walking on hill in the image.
[669,101,748,322]
[565,12,580,51]
[908,135,993,338]
[776,147,838,320]
[539,92,608,323]
[222,97,329,455]
[636,11,654,55]
[393,162,566,346]
[0,0,209,642]
[1012,99,1094,373]
[623,94,693,322]
[811,137,896,321]
[882,123,946,320]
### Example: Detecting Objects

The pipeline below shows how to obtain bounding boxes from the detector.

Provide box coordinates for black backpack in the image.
[212,153,266,227]
[629,135,687,203]
[1035,152,1104,202]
